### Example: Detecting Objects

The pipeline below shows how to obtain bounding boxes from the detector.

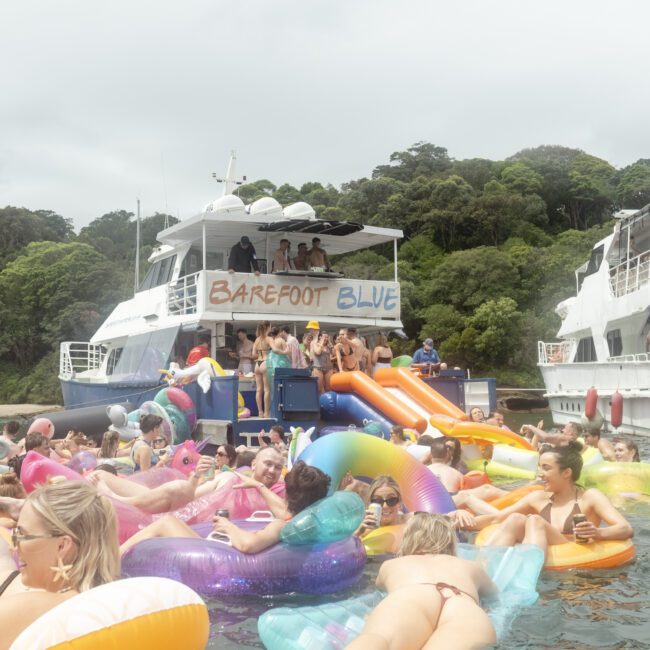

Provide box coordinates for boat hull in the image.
[60,379,162,410]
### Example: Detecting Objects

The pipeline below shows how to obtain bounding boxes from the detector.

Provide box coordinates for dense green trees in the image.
[0,141,643,402]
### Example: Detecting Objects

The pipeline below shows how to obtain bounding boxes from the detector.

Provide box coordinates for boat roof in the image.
[156,196,403,256]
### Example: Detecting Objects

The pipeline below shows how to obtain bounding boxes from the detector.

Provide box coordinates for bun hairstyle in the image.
[540,441,584,481]
[400,513,456,557]
[0,472,26,499]
[284,461,331,515]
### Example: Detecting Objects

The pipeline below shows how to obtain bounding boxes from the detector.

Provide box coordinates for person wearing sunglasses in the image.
[215,444,237,470]
[356,475,407,537]
[0,482,119,647]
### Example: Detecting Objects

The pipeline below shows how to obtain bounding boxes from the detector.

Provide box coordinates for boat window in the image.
[606,329,623,357]
[574,336,597,362]
[106,348,123,376]
[138,256,176,291]
[138,263,157,291]
[180,249,224,277]
[585,245,604,277]
[108,326,180,384]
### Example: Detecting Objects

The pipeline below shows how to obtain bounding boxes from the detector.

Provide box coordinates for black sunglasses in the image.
[371,496,400,507]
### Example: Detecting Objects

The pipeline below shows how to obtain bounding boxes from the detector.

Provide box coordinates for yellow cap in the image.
[306,320,320,330]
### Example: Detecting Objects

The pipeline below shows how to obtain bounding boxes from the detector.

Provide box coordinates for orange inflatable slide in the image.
[330,371,427,433]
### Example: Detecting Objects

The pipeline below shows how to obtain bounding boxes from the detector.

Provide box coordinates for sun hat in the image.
[306,320,320,330]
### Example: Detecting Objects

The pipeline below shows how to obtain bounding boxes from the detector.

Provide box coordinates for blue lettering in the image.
[337,287,356,310]
[372,286,386,308]
[384,288,398,311]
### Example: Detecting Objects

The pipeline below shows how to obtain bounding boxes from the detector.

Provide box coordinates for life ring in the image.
[10,577,209,650]
[297,431,456,514]
[475,525,635,569]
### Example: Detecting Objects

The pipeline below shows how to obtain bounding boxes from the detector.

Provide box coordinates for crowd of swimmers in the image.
[0,402,641,648]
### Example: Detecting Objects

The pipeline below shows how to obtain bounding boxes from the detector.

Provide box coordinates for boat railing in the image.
[608,353,650,363]
[59,342,106,380]
[538,340,574,364]
[609,252,650,297]
[167,272,200,316]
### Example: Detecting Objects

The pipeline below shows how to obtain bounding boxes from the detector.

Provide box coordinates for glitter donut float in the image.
[9,577,209,650]
[121,492,366,597]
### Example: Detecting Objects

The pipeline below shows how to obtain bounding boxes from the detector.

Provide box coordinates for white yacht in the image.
[58,154,404,410]
[538,203,650,436]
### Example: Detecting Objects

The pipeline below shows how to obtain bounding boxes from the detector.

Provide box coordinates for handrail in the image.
[167,272,200,316]
[608,253,650,297]
[608,353,650,363]
[59,342,106,380]
[538,340,574,364]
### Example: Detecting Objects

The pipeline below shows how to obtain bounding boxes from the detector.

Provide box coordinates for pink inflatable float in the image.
[26,418,55,439]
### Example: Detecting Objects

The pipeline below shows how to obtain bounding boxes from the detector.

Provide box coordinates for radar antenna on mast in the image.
[212,150,247,196]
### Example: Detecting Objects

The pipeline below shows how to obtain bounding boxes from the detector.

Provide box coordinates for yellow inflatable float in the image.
[429,414,534,450]
[10,577,209,650]
[475,525,635,570]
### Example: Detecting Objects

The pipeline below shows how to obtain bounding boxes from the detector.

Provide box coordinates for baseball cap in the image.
[241,236,250,245]
[306,320,320,330]
[424,338,433,347]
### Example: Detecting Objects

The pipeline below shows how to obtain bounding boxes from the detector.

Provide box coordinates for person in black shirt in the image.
[228,236,260,274]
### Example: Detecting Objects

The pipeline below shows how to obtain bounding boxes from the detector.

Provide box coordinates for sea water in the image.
[205,415,650,649]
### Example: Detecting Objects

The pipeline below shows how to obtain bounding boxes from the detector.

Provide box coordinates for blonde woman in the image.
[371,334,393,376]
[253,321,271,417]
[348,514,496,650]
[0,482,120,648]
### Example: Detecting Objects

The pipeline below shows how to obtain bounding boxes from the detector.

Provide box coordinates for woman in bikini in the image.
[475,442,633,557]
[371,334,393,377]
[348,513,496,650]
[253,321,271,417]
[311,330,334,393]
[334,329,359,373]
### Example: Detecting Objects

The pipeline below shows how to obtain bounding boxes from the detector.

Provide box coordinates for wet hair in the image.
[613,437,640,462]
[95,463,118,475]
[399,513,457,557]
[540,441,584,481]
[390,425,405,441]
[3,421,20,435]
[443,437,462,469]
[27,482,120,592]
[99,430,120,459]
[368,475,402,505]
[25,432,48,452]
[284,461,331,515]
[217,443,237,466]
[235,450,256,468]
[0,472,26,499]
[430,438,449,461]
[140,414,163,434]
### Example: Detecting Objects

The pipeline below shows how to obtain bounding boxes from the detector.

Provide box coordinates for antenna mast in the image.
[212,150,246,196]
[134,198,141,295]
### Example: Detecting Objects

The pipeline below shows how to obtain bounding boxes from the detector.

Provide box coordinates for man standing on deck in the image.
[306,237,331,271]
[293,242,309,270]
[228,236,260,274]
[272,239,293,272]
[230,329,255,374]
[411,338,447,375]
[186,332,211,367]
[281,325,307,369]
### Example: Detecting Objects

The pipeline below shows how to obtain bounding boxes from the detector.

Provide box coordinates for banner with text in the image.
[205,272,400,320]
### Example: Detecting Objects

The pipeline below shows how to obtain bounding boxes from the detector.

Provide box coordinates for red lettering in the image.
[278,285,292,304]
[250,285,264,304]
[313,287,327,307]
[302,287,314,305]
[231,283,248,304]
[209,280,231,305]
[263,284,278,304]
[289,286,301,305]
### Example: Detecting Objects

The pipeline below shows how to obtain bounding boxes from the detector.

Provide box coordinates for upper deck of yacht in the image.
[90,194,404,344]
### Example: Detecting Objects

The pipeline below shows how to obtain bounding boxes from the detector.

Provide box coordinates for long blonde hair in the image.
[399,513,457,557]
[28,482,120,592]
[367,475,401,505]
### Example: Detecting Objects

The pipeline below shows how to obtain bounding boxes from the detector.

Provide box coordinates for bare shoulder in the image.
[0,590,74,642]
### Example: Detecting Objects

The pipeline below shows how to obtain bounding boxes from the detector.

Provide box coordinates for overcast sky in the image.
[2,0,649,230]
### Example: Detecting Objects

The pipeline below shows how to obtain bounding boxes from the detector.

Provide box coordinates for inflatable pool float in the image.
[258,543,544,649]
[475,525,636,570]
[361,524,404,556]
[9,577,208,650]
[298,431,456,514]
[467,445,604,482]
[461,470,491,490]
[581,461,650,496]
[488,484,544,509]
[430,414,533,450]
[122,492,367,597]
[154,387,197,442]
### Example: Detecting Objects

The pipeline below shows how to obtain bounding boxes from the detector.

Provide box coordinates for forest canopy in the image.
[1,142,646,403]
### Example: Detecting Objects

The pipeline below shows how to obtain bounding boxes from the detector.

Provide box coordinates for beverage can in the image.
[573,513,588,543]
[215,508,230,519]
[368,503,382,527]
